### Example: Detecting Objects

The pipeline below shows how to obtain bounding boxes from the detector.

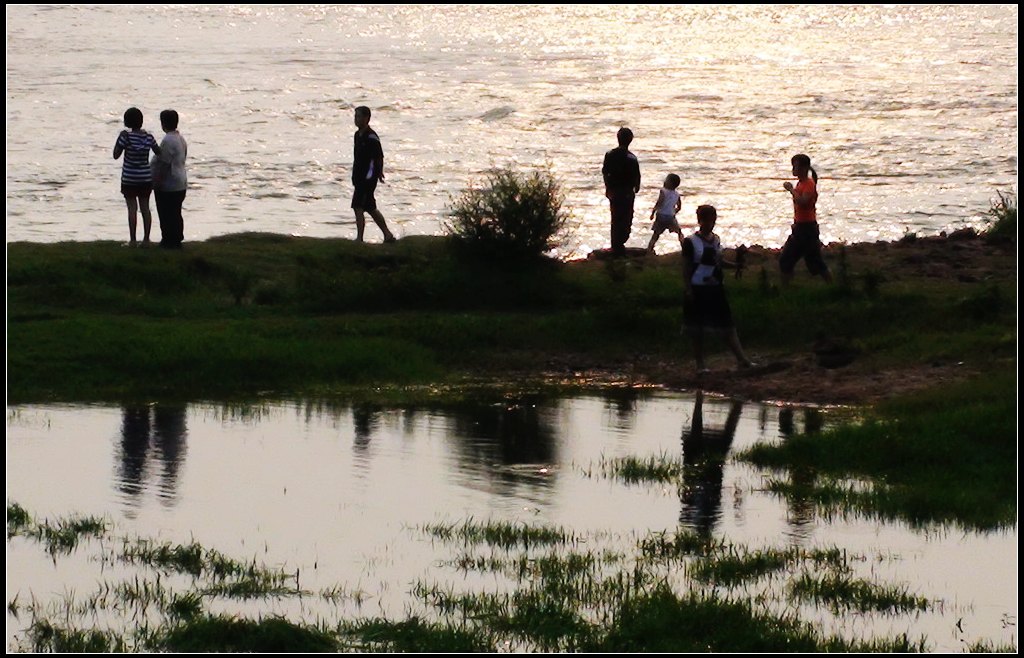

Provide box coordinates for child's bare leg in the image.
[647,227,664,253]
[125,196,139,243]
[369,208,396,242]
[139,192,153,243]
[353,209,366,242]
[725,327,754,367]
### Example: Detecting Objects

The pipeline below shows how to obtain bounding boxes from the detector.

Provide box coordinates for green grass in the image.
[737,372,1017,530]
[7,231,1016,402]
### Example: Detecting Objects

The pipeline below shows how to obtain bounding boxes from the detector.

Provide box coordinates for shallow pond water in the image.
[5,390,1017,651]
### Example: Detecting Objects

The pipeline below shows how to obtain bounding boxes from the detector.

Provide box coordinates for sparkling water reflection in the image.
[5,391,1017,651]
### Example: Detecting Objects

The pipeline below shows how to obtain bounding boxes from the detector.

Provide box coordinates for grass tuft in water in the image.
[27,620,128,653]
[638,530,721,560]
[591,452,686,484]
[156,615,338,653]
[340,617,497,653]
[7,502,32,531]
[790,572,930,614]
[421,518,574,550]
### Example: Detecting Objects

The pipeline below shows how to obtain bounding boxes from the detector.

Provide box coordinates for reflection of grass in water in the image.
[790,572,930,614]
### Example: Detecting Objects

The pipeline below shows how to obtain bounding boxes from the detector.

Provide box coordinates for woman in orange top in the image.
[779,154,832,284]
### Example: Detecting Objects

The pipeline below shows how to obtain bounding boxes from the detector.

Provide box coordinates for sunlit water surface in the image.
[6,392,1017,651]
[5,5,1018,256]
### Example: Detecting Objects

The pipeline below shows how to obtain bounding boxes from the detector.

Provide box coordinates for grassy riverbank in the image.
[6,229,1016,404]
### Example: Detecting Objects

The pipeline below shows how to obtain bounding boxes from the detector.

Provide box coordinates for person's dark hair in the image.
[355,106,372,120]
[616,127,633,147]
[696,205,717,223]
[666,173,681,189]
[160,109,179,131]
[792,153,818,184]
[123,107,144,130]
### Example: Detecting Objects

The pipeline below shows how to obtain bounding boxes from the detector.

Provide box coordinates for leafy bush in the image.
[446,165,569,259]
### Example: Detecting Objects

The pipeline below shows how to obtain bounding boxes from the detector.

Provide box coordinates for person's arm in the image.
[113,131,127,159]
[681,239,694,297]
[632,158,641,194]
[149,133,162,158]
[674,195,682,214]
[602,152,612,198]
[785,180,815,207]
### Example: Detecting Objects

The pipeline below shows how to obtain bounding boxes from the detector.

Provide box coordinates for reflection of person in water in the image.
[679,391,743,536]
[117,405,188,506]
[352,405,380,450]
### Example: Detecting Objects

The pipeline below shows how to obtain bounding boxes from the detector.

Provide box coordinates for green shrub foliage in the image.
[446,165,569,258]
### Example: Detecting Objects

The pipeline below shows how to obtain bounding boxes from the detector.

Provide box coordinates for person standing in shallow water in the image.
[779,153,832,284]
[602,127,641,256]
[151,110,188,249]
[351,106,396,243]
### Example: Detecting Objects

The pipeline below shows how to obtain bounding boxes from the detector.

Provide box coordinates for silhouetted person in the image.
[351,106,397,243]
[679,391,743,536]
[151,109,188,248]
[112,107,160,245]
[602,127,641,256]
[681,205,755,374]
[779,153,832,284]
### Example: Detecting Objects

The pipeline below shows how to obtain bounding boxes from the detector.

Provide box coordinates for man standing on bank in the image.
[602,127,641,256]
[352,106,397,243]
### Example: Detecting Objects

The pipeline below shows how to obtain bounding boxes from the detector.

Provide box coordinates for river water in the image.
[5,5,1018,256]
[6,392,1017,651]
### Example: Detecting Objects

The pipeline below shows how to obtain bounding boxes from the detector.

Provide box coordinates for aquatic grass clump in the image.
[8,508,110,554]
[7,502,31,532]
[339,617,497,653]
[688,547,800,586]
[121,539,252,579]
[421,518,574,550]
[582,584,928,653]
[588,452,687,485]
[26,620,128,653]
[790,572,930,614]
[156,615,338,653]
[638,530,722,560]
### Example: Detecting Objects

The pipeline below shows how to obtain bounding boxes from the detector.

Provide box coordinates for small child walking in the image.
[647,173,684,254]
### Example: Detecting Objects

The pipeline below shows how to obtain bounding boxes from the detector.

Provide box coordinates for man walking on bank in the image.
[351,106,397,243]
[602,127,641,256]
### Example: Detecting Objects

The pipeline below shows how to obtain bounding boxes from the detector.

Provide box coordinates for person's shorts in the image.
[121,182,152,197]
[653,213,681,233]
[683,285,735,330]
[779,222,829,276]
[351,179,378,211]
